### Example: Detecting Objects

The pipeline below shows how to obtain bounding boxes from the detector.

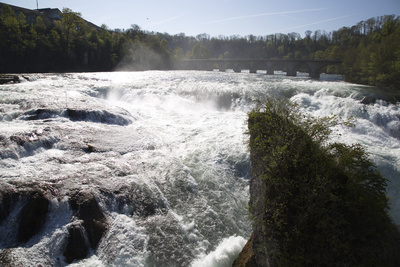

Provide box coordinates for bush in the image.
[248,98,400,266]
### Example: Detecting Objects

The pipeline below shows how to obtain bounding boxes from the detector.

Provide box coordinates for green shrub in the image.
[248,98,400,266]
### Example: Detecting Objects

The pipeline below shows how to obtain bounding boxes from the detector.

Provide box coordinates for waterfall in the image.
[0,71,399,266]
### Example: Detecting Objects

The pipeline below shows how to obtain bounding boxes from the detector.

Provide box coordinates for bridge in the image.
[176,59,342,78]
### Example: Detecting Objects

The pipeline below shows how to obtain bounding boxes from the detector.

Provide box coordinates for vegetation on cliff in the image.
[247,98,400,266]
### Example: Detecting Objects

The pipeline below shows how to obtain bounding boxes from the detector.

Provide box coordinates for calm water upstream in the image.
[0,71,399,266]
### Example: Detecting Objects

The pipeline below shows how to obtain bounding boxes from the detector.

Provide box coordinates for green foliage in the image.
[0,3,399,89]
[342,16,400,88]
[0,4,173,72]
[248,98,400,266]
[191,43,211,59]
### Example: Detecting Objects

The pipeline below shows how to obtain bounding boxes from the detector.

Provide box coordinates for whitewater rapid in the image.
[0,71,399,266]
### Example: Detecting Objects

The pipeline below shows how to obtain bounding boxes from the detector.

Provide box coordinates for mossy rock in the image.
[247,98,400,266]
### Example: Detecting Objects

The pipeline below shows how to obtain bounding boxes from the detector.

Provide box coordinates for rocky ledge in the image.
[234,99,400,266]
[0,178,168,265]
[0,75,19,84]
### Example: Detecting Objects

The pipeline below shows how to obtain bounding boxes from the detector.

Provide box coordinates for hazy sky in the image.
[2,0,400,37]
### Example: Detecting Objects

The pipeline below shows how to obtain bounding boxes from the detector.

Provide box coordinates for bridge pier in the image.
[286,68,297,76]
[309,69,320,79]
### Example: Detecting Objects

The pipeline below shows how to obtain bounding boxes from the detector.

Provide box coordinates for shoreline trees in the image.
[0,3,399,89]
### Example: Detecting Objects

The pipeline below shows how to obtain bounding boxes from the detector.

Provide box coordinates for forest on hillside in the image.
[0,4,399,89]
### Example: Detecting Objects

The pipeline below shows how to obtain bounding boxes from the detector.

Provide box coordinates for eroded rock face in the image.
[19,108,132,126]
[0,187,109,263]
[0,75,19,84]
[241,106,400,267]
[61,191,110,263]
[232,233,257,267]
[0,190,21,224]
[0,189,49,244]
[63,223,89,264]
[248,134,274,267]
[17,192,49,243]
[0,181,169,264]
[68,191,108,248]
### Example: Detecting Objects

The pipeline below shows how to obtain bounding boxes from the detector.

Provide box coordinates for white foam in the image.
[1,71,400,266]
[191,235,247,267]
[97,214,148,266]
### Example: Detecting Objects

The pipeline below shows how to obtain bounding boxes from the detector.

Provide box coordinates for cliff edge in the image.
[235,98,400,266]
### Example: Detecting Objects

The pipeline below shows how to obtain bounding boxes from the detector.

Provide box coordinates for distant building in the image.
[0,3,100,30]
[37,8,62,20]
[0,3,43,24]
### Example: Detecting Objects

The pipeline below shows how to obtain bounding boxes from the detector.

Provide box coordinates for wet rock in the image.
[360,96,376,105]
[0,135,9,146]
[69,191,108,249]
[232,233,257,267]
[17,192,49,243]
[0,188,49,245]
[0,249,15,266]
[9,128,52,147]
[19,108,60,121]
[0,136,19,159]
[61,109,132,126]
[4,129,57,159]
[130,185,168,217]
[64,223,89,263]
[9,135,26,146]
[83,143,97,153]
[20,108,132,126]
[0,75,19,84]
[388,121,400,139]
[0,190,21,224]
[100,187,133,214]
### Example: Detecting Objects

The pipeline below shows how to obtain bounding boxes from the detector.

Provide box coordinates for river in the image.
[0,71,399,266]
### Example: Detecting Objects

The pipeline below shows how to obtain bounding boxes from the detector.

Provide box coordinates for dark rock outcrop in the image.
[64,223,89,264]
[0,190,21,224]
[61,109,132,126]
[69,191,108,250]
[63,191,108,263]
[0,189,49,244]
[17,192,49,243]
[232,233,257,267]
[0,183,174,264]
[20,109,60,121]
[20,108,132,126]
[0,75,19,84]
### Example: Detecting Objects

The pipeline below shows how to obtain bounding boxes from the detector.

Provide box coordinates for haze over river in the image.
[0,71,399,266]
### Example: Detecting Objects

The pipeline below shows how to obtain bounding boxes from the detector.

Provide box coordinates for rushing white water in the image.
[0,71,399,266]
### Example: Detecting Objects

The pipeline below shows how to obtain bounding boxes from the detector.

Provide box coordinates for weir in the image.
[176,59,342,78]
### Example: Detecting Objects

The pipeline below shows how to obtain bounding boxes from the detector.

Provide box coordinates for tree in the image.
[61,8,83,56]
[191,43,211,59]
[248,98,400,266]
